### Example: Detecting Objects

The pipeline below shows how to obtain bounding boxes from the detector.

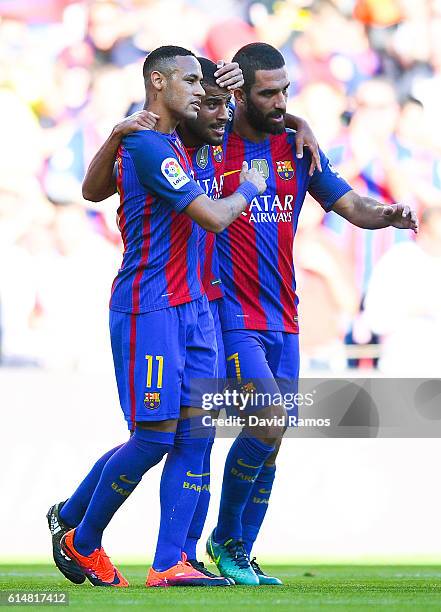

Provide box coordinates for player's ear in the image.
[150,70,165,92]
[233,87,246,106]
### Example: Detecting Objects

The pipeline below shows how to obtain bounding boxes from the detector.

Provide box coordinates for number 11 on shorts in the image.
[145,355,164,388]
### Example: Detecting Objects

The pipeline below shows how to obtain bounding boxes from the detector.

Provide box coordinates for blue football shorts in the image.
[222,329,300,416]
[110,295,217,429]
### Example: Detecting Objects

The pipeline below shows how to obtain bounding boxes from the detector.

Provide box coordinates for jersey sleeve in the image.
[123,130,204,212]
[307,149,352,212]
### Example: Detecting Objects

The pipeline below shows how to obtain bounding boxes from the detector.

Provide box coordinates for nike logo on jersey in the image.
[186,470,210,478]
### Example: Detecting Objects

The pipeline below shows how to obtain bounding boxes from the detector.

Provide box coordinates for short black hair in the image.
[143,45,195,81]
[232,43,285,92]
[196,57,218,89]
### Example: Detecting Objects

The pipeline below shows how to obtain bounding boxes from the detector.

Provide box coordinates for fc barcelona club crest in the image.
[144,392,161,410]
[240,381,256,395]
[276,160,295,180]
[212,145,223,163]
[196,145,209,169]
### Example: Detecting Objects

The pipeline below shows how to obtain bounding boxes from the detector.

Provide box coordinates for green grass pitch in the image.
[1,564,441,611]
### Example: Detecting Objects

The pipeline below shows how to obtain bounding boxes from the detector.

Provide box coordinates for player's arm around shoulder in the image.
[185,161,267,233]
[285,114,322,176]
[82,110,158,202]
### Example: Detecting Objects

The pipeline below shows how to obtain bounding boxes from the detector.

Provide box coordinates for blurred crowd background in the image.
[1,0,441,376]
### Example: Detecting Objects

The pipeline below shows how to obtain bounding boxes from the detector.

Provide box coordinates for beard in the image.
[245,96,286,135]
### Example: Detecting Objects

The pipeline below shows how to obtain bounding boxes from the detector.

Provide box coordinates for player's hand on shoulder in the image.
[294,118,322,176]
[215,60,244,90]
[114,110,160,137]
[240,160,267,194]
[383,203,419,233]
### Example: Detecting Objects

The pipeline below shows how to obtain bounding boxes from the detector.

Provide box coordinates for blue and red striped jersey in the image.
[186,143,226,301]
[217,127,352,333]
[110,130,205,314]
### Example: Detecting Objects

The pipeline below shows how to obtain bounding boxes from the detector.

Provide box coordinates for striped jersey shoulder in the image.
[110,127,204,314]
[284,128,297,146]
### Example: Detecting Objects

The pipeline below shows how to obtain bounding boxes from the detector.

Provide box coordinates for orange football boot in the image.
[146,552,231,587]
[61,529,128,587]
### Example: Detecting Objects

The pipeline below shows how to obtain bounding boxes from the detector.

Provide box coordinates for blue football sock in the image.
[152,416,211,571]
[59,445,123,528]
[241,464,276,556]
[183,430,214,559]
[74,428,174,555]
[214,433,274,543]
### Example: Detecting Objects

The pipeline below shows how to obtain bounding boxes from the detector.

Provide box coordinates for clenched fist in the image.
[240,160,267,194]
